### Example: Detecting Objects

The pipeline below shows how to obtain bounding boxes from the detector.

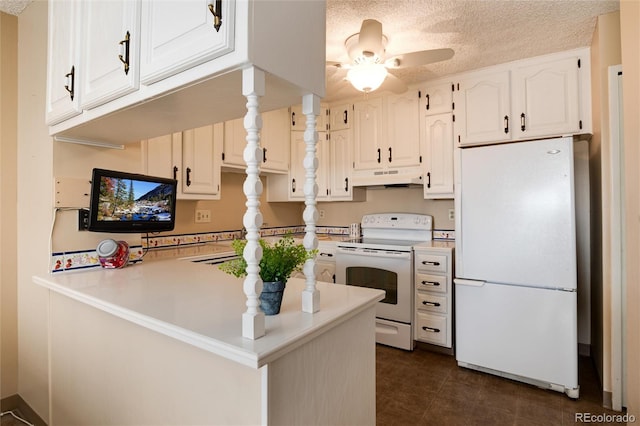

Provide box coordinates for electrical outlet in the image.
[448,209,455,221]
[319,209,325,219]
[195,209,211,223]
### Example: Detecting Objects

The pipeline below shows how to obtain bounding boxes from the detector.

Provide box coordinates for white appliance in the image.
[336,213,433,350]
[455,136,587,398]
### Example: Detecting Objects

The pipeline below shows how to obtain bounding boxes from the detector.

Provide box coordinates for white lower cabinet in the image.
[414,246,454,349]
[291,241,336,283]
[141,123,222,200]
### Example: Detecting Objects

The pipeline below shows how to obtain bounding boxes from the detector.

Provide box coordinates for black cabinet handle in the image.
[422,326,441,333]
[118,31,130,75]
[291,111,296,127]
[426,94,430,110]
[292,178,296,193]
[263,147,267,163]
[173,166,178,180]
[427,172,431,189]
[388,147,392,163]
[64,66,75,101]
[377,148,381,163]
[320,253,334,257]
[504,115,509,134]
[343,110,348,124]
[207,0,222,32]
[186,167,192,186]
[520,113,526,131]
[422,261,440,266]
[344,177,349,192]
[421,280,440,286]
[422,301,441,307]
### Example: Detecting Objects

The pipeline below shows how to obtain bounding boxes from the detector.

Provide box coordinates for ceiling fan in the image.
[328,19,454,94]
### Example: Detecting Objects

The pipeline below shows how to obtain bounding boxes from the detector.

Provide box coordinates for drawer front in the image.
[416,312,448,346]
[415,273,448,293]
[415,253,447,273]
[416,292,448,314]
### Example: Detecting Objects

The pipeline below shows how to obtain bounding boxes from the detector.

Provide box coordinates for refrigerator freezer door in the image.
[456,281,578,390]
[458,137,577,290]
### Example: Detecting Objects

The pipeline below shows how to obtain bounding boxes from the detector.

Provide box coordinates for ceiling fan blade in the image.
[357,19,384,59]
[326,60,351,70]
[382,73,407,94]
[386,48,454,68]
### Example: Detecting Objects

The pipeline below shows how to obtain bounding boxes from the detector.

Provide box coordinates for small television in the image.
[87,168,178,233]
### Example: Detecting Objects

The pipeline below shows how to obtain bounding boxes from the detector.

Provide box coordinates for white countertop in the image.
[33,258,384,369]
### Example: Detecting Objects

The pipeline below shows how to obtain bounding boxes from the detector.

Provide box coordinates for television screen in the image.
[87,168,177,233]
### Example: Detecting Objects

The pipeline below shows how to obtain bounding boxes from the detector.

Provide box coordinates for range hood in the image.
[351,168,424,187]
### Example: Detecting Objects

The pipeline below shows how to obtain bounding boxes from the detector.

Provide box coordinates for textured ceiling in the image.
[1,0,620,103]
[325,0,620,102]
[0,0,31,16]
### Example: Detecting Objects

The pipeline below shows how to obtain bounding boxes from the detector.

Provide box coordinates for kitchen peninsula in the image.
[33,257,383,425]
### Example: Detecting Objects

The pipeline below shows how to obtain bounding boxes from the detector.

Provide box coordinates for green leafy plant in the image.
[219,236,317,283]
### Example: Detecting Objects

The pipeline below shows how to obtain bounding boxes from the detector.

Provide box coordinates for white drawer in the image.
[416,292,447,314]
[415,273,448,293]
[415,312,448,346]
[415,253,447,273]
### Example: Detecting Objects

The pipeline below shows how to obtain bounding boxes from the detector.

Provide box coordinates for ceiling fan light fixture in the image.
[347,63,388,93]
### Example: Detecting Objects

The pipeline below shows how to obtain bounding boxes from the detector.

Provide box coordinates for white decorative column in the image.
[242,67,266,339]
[301,94,321,313]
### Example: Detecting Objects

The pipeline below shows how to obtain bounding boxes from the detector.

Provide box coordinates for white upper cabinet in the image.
[454,70,511,146]
[139,0,235,85]
[223,108,290,173]
[353,96,385,171]
[511,56,582,139]
[422,113,454,199]
[141,124,222,200]
[454,48,590,147]
[384,91,422,168]
[46,0,81,125]
[329,129,362,201]
[329,103,352,131]
[421,82,453,116]
[47,0,326,146]
[79,0,141,110]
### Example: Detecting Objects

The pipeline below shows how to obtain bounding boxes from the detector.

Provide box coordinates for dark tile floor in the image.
[376,344,626,426]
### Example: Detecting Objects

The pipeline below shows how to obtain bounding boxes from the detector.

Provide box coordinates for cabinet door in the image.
[141,133,182,181]
[455,70,511,146]
[288,131,306,199]
[353,96,384,170]
[329,103,352,131]
[316,260,336,283]
[80,0,140,110]
[140,0,235,84]
[316,132,330,200]
[181,123,222,197]
[222,117,246,168]
[423,113,454,199]
[46,0,82,125]
[421,82,453,116]
[512,57,581,139]
[261,108,290,173]
[385,91,421,168]
[328,129,353,200]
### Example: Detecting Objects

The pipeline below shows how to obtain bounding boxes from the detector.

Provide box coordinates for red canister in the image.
[96,239,130,269]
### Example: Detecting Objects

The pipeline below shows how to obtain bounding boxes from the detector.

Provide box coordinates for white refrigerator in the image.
[454,136,587,398]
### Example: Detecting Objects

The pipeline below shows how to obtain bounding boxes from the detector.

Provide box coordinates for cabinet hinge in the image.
[579,120,583,130]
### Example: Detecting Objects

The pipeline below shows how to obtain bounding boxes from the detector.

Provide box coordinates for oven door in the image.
[335,246,413,324]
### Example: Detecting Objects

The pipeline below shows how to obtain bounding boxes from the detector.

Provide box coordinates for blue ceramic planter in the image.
[260,281,285,315]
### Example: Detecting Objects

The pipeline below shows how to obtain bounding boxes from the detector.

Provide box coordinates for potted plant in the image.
[219,235,316,315]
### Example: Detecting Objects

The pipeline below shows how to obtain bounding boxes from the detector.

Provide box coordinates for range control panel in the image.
[361,213,433,231]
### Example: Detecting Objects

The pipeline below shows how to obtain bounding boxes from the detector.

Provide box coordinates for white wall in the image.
[17,1,51,421]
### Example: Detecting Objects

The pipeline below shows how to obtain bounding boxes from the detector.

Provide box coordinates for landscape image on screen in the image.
[97,176,174,222]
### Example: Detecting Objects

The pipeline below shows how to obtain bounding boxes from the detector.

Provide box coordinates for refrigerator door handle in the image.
[454,278,486,287]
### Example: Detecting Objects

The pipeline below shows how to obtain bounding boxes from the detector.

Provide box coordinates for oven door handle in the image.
[336,247,412,259]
